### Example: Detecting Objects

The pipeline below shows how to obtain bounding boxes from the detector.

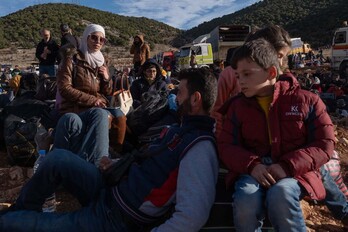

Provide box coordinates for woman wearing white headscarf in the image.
[55,24,127,163]
[57,23,112,114]
[54,24,114,167]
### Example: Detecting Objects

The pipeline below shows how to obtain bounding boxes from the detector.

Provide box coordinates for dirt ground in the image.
[304,125,348,232]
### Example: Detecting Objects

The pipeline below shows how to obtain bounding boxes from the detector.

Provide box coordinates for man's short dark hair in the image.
[60,24,70,33]
[225,47,238,67]
[231,38,279,71]
[177,68,217,113]
[245,25,291,52]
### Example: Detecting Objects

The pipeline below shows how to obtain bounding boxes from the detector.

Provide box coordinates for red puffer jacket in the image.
[218,73,335,200]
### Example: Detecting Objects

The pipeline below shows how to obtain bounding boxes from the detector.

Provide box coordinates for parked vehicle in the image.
[178,25,251,70]
[178,42,214,69]
[207,24,251,62]
[290,37,312,55]
[331,21,348,78]
[153,50,176,72]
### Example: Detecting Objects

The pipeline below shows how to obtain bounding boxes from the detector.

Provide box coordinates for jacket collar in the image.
[181,115,215,133]
[272,72,300,105]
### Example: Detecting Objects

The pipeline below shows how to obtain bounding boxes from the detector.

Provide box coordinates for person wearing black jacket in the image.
[130,58,168,109]
[60,24,79,48]
[35,28,59,77]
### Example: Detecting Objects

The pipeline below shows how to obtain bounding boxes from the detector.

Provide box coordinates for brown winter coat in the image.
[57,46,112,114]
[130,34,150,65]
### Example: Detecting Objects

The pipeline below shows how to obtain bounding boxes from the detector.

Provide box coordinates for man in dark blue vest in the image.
[0,68,219,232]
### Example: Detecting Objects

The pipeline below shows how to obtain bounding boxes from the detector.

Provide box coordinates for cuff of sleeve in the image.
[103,77,111,82]
[247,159,262,174]
[279,161,292,177]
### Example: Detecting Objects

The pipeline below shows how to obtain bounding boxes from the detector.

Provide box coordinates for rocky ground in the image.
[0,44,176,70]
[304,124,348,232]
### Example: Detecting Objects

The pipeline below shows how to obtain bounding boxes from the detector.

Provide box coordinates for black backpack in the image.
[34,76,57,101]
[3,115,42,166]
[127,91,169,136]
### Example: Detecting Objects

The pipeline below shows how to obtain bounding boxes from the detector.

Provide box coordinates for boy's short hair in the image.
[178,68,217,113]
[231,38,280,71]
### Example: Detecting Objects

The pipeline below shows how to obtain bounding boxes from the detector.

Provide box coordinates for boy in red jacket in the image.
[218,38,335,231]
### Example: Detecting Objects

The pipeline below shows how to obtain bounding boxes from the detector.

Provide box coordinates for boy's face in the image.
[236,58,276,97]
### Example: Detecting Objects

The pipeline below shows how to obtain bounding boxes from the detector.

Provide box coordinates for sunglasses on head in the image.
[89,34,107,44]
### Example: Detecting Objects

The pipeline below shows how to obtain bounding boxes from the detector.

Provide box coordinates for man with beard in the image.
[0,68,219,232]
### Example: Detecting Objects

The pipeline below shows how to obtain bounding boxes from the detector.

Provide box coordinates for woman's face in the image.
[87,31,106,52]
[145,67,157,82]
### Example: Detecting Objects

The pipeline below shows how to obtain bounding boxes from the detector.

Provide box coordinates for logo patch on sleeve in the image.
[167,134,182,150]
[159,127,169,139]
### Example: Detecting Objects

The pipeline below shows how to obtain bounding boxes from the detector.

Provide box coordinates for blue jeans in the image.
[53,108,109,167]
[320,166,348,220]
[0,149,128,232]
[232,175,306,232]
[39,65,56,77]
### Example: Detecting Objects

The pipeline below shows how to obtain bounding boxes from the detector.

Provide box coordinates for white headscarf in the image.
[79,24,105,68]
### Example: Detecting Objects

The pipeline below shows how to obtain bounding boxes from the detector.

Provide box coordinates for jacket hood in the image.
[59,44,78,61]
[135,34,144,43]
[275,72,300,93]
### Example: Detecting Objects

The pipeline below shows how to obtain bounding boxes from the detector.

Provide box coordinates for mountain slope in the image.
[0,3,180,49]
[0,1,347,50]
[184,0,348,48]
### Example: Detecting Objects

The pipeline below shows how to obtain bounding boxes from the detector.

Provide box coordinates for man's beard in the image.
[177,98,192,118]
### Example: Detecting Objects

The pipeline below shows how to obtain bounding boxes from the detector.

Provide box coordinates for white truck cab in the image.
[331,22,348,78]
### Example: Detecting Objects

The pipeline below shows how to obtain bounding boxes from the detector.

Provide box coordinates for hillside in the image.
[0,3,181,49]
[1,1,348,51]
[184,0,348,48]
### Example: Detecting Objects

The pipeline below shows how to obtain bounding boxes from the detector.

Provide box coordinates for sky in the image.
[0,0,260,30]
